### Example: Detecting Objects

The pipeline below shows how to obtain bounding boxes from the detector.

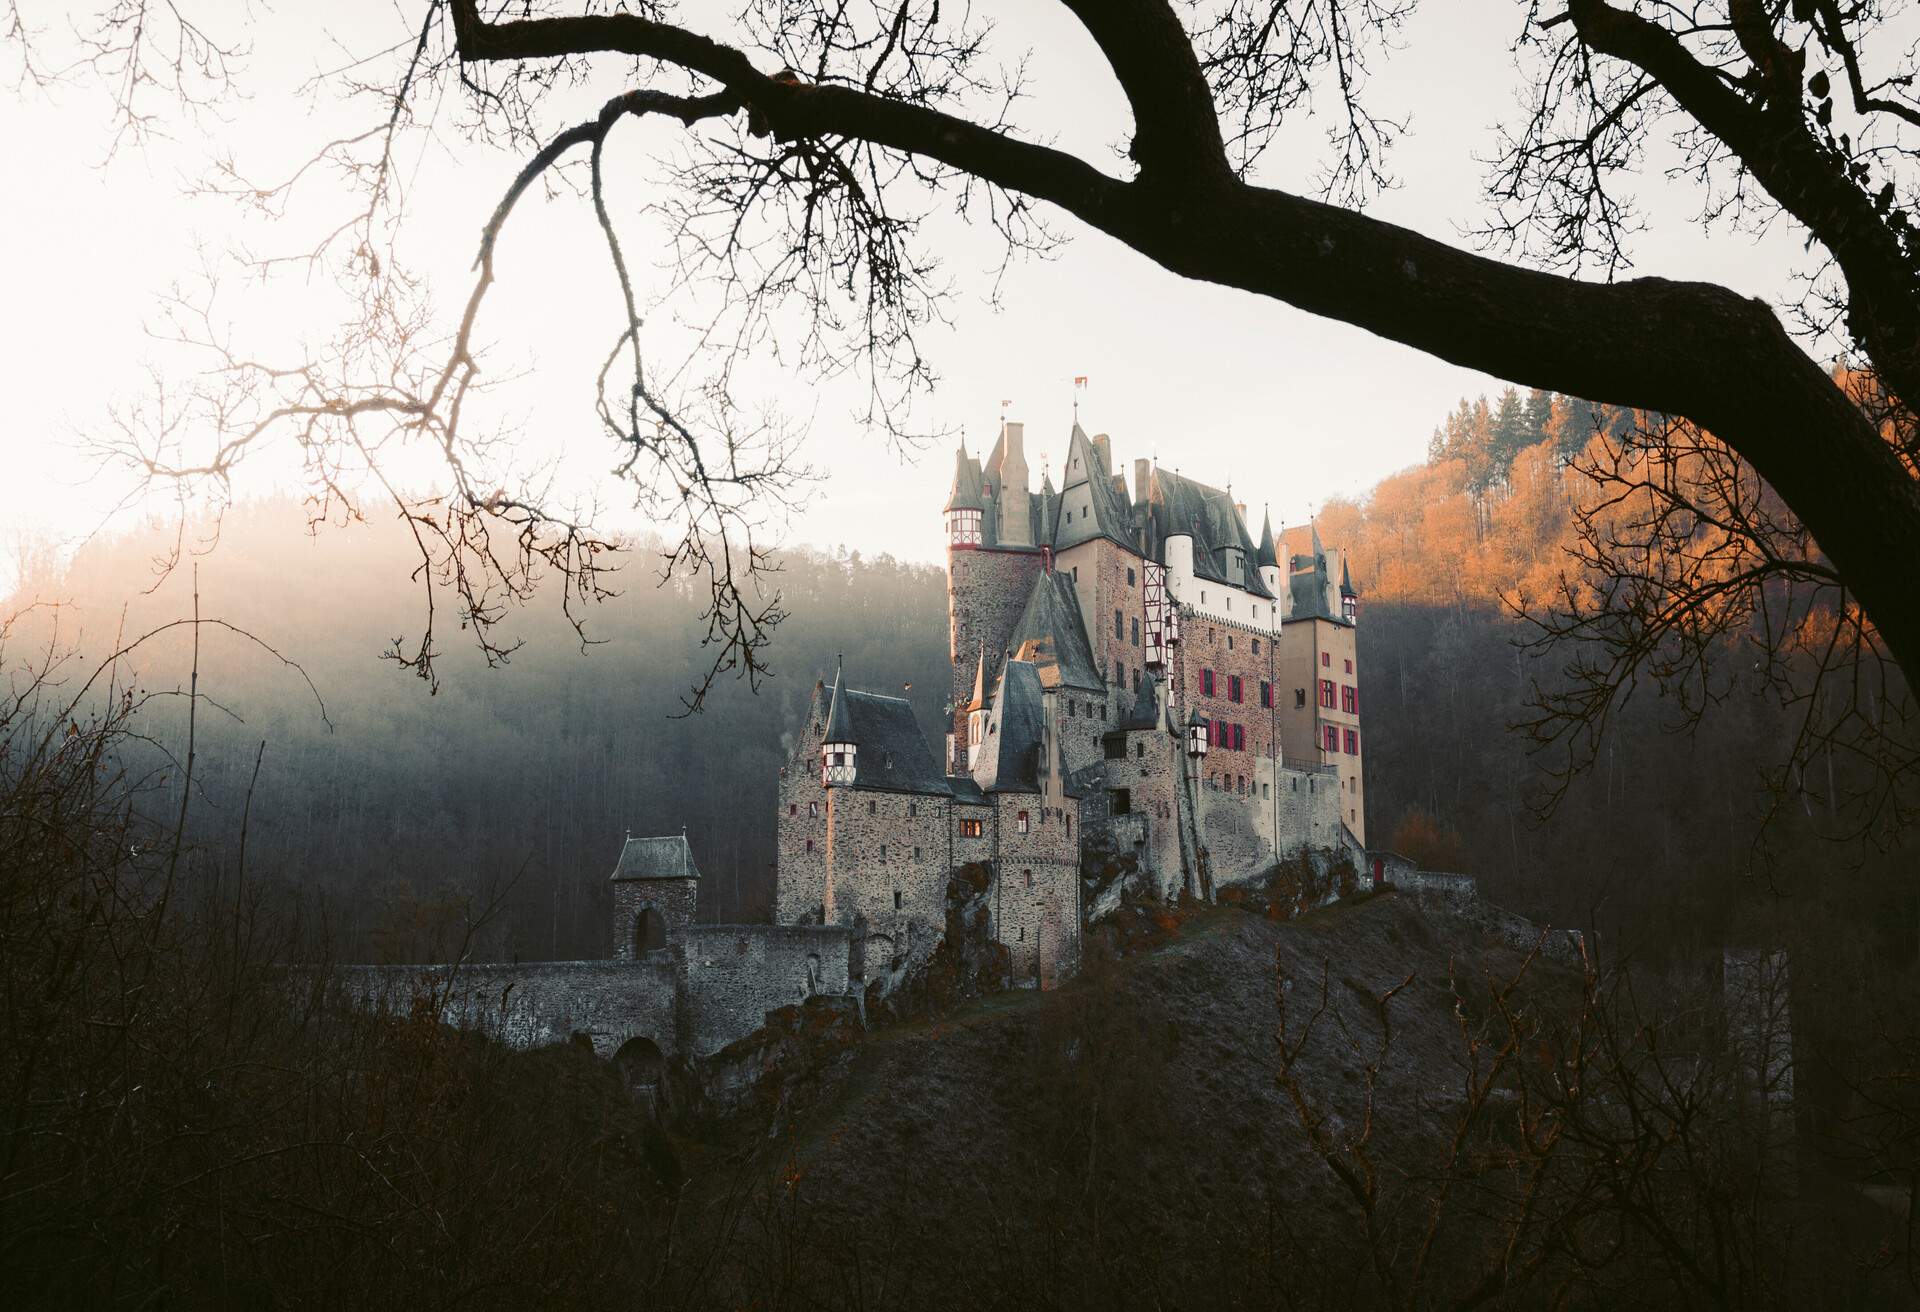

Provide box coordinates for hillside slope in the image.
[675,892,1576,1308]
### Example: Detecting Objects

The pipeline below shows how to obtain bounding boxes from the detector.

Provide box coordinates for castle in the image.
[768,419,1366,988]
[345,417,1371,1065]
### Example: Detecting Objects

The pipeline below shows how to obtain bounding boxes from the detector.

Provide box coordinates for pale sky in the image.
[1,2,1812,595]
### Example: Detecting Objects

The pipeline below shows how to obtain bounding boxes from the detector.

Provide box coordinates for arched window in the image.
[633,906,667,954]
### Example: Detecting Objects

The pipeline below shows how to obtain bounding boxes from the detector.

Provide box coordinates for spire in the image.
[1340,556,1355,597]
[824,658,855,743]
[944,444,984,513]
[1256,507,1278,569]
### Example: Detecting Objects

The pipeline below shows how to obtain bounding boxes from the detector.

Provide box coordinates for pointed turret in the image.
[965,643,988,712]
[945,444,985,547]
[820,661,858,786]
[1340,557,1358,624]
[1256,509,1278,570]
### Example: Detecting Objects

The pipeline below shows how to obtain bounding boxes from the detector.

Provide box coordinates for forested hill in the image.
[6,500,951,960]
[8,390,1907,964]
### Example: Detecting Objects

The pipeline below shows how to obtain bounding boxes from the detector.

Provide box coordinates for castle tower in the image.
[610,833,701,959]
[945,432,1045,775]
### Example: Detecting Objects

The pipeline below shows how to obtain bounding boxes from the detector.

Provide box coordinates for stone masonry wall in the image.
[336,957,681,1059]
[825,788,951,930]
[1179,606,1283,786]
[677,924,854,1056]
[612,877,699,959]
[990,792,1079,985]
[947,545,1044,768]
[775,681,832,923]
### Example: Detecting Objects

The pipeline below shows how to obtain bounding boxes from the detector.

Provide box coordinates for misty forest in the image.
[8,2,1920,1309]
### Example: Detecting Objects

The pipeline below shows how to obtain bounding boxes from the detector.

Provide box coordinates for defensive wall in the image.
[338,922,854,1061]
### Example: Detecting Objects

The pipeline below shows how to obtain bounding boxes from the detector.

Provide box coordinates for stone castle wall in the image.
[678,924,853,1056]
[990,792,1080,984]
[947,546,1044,765]
[775,682,833,922]
[611,877,699,959]
[823,788,951,934]
[335,957,681,1059]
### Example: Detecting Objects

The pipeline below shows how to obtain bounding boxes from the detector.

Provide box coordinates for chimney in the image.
[1135,458,1151,503]
[1235,501,1249,527]
[1004,420,1024,459]
[1092,433,1112,469]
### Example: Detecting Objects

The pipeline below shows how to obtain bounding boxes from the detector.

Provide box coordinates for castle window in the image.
[1260,680,1272,708]
[1228,675,1243,703]
[1345,658,1353,673]
[895,890,903,909]
[1226,596,1233,612]
[1127,566,1136,585]
[1291,778,1298,792]
[869,799,878,814]
[1111,787,1131,815]
[1345,728,1360,755]
[960,818,984,838]
[1131,667,1141,693]
[1066,815,1072,837]
[1073,566,1079,581]
[909,802,917,817]
[1115,609,1124,640]
[1252,639,1261,656]
[1018,810,1030,833]
[1135,741,1144,759]
[1130,616,1140,646]
[880,844,887,861]
[789,803,797,816]
[1295,688,1307,709]
[1069,699,1077,718]
[807,838,815,851]
[1341,685,1357,714]
[1324,725,1340,753]
[1100,704,1107,720]
[914,845,922,860]
[1319,679,1337,709]
[1322,651,1330,667]
[1262,782,1270,799]
[1201,668,1215,696]
[1024,869,1033,888]
[809,801,819,817]
[1227,634,1234,649]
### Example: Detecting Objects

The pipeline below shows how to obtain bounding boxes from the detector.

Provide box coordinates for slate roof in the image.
[1142,467,1275,600]
[823,664,857,744]
[835,688,952,795]
[1051,423,1137,553]
[1006,569,1104,692]
[611,834,701,882]
[944,446,985,513]
[1119,670,1163,731]
[971,660,1052,794]
[1256,509,1279,569]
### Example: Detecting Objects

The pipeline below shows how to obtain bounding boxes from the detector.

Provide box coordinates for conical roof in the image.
[965,643,988,712]
[1340,557,1356,597]
[1256,509,1278,569]
[944,445,984,513]
[824,662,856,743]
